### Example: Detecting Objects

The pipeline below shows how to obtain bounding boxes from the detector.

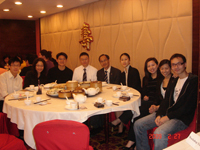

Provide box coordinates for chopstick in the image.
[34,99,51,104]
[112,102,119,106]
[8,98,25,101]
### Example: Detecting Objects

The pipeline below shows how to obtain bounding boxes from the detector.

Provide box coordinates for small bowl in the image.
[24,100,31,105]
[106,100,112,106]
[13,93,19,99]
[128,92,134,97]
[121,86,127,91]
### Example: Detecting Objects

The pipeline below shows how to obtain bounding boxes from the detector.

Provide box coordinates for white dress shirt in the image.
[0,71,22,100]
[124,65,130,86]
[72,65,97,82]
[104,66,111,84]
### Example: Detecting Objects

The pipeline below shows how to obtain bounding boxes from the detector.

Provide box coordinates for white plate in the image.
[14,93,34,98]
[113,93,120,98]
[44,83,56,89]
[65,105,78,110]
[46,91,58,96]
[25,87,35,91]
[93,99,105,104]
[102,83,108,87]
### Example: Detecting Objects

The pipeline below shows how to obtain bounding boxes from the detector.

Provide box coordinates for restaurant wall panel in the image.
[0,19,36,59]
[40,0,192,78]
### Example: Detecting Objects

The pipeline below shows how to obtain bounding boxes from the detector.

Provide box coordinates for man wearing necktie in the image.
[72,52,97,82]
[97,54,121,84]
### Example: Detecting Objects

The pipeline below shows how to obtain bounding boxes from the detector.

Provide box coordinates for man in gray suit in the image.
[97,54,121,84]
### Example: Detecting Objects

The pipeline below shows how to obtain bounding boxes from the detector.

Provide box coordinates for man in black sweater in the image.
[134,53,198,150]
[47,52,73,83]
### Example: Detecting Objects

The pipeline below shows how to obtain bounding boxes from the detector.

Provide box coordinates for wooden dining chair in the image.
[33,119,94,150]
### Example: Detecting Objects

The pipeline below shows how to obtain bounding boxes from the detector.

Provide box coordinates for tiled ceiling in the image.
[0,0,98,20]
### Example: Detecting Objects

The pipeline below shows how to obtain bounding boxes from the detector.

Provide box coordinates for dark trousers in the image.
[0,100,4,112]
[119,100,153,141]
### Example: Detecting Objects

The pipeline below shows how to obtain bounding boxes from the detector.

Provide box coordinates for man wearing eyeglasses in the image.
[47,52,73,83]
[0,56,23,112]
[134,53,198,150]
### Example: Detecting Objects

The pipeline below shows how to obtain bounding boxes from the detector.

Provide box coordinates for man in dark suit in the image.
[90,54,121,136]
[97,54,121,84]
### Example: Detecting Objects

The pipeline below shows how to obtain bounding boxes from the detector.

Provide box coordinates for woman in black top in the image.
[111,57,163,149]
[113,53,141,136]
[23,58,47,89]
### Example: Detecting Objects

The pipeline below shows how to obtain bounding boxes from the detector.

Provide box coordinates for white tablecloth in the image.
[164,132,200,150]
[3,84,141,149]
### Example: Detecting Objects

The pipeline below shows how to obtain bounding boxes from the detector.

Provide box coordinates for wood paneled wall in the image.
[192,0,200,132]
[0,19,36,60]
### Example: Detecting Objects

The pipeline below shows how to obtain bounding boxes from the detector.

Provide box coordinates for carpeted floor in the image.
[90,126,129,150]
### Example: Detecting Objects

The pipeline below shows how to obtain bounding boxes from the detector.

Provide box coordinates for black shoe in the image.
[109,122,121,127]
[122,143,136,150]
[114,126,126,137]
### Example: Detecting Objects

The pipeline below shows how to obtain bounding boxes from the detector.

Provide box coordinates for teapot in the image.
[72,94,87,103]
[83,87,100,96]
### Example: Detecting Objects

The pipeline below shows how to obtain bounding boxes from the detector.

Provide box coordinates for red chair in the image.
[0,113,8,134]
[33,120,94,150]
[148,110,197,150]
[21,76,25,87]
[0,112,19,137]
[0,134,26,150]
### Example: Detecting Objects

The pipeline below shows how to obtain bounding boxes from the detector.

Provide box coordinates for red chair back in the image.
[0,134,26,150]
[33,120,93,150]
[0,112,19,137]
[21,76,25,87]
[0,113,8,134]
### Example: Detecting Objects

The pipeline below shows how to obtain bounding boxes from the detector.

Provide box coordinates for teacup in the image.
[97,97,103,103]
[13,93,19,99]
[128,92,134,98]
[116,91,121,97]
[24,100,31,105]
[34,87,38,91]
[36,97,41,102]
[29,85,34,90]
[66,100,74,105]
[112,86,117,91]
[106,100,112,106]
[71,102,77,109]
[121,86,127,91]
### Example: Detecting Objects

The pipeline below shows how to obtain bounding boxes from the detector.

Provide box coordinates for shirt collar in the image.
[81,65,90,70]
[104,66,111,73]
[124,65,130,73]
[8,70,18,79]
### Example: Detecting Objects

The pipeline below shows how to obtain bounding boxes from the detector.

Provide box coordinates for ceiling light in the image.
[15,1,22,5]
[3,9,9,12]
[57,5,63,8]
[28,15,33,18]
[40,10,46,14]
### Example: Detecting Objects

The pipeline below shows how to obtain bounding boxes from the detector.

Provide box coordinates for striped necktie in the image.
[83,68,87,81]
[104,70,108,83]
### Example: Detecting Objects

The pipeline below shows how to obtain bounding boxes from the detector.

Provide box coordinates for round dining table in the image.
[3,84,141,149]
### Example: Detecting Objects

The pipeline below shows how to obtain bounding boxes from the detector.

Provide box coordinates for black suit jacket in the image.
[97,66,121,84]
[120,66,141,93]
